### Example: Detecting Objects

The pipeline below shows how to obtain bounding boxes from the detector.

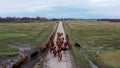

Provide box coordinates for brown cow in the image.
[12,62,21,68]
[51,41,54,47]
[53,48,57,57]
[62,37,64,41]
[64,42,68,47]
[61,40,64,45]
[57,37,61,42]
[58,52,62,61]
[50,34,54,40]
[19,56,28,64]
[40,45,48,52]
[57,32,63,37]
[68,41,72,49]
[46,41,51,48]
[58,43,62,49]
[57,48,62,53]
[50,46,55,53]
[56,41,62,48]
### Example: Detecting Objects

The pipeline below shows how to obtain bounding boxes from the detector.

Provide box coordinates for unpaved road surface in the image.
[42,21,75,68]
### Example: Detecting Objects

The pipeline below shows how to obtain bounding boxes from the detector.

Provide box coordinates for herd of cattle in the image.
[40,32,72,61]
[4,30,81,68]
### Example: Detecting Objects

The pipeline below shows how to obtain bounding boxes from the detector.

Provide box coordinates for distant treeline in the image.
[0,17,79,23]
[97,19,120,22]
[0,17,120,23]
[0,17,48,23]
[50,18,120,22]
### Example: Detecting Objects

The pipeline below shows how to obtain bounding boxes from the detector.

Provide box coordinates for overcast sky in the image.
[0,0,120,18]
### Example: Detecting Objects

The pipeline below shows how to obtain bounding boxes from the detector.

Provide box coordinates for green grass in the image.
[64,22,90,68]
[0,52,18,57]
[0,33,26,40]
[0,22,55,56]
[98,50,120,68]
[66,21,120,48]
[64,20,120,68]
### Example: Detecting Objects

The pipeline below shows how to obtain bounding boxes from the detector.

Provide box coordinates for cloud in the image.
[0,0,120,18]
[90,0,107,3]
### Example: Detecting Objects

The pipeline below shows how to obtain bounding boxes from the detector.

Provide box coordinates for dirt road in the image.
[42,21,75,68]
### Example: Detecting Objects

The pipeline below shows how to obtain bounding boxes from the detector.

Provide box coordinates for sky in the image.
[0,0,120,19]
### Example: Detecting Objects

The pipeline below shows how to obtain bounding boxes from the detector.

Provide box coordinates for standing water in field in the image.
[81,49,98,68]
[0,42,34,68]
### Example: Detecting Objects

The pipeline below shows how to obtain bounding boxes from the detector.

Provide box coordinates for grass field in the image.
[64,20,120,68]
[0,22,55,57]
